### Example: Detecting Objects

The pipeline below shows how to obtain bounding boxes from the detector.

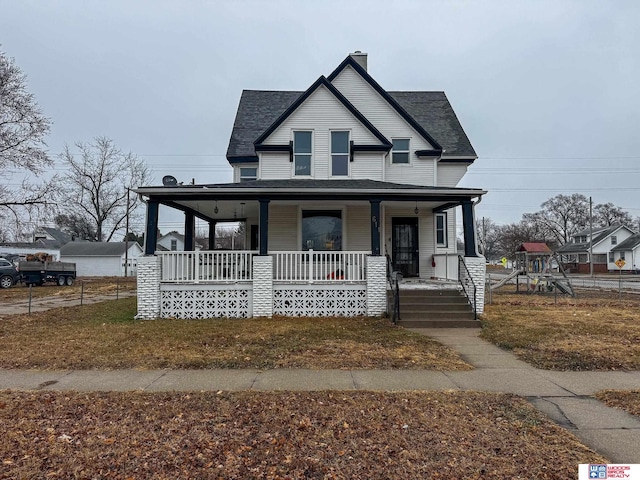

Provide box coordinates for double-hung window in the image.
[293,131,312,176]
[609,252,615,263]
[331,131,349,177]
[239,167,257,182]
[436,213,447,247]
[611,236,617,245]
[391,138,410,164]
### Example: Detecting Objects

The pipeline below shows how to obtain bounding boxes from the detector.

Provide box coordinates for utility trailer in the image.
[18,261,77,286]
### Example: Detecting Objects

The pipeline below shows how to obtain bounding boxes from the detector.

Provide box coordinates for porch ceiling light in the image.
[414,202,419,215]
[214,201,219,214]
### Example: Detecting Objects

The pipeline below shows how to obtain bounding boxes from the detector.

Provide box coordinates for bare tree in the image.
[54,213,98,241]
[0,48,56,238]
[58,137,151,241]
[593,202,633,227]
[476,217,500,260]
[533,193,589,245]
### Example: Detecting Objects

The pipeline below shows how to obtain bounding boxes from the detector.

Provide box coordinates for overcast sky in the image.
[2,0,639,234]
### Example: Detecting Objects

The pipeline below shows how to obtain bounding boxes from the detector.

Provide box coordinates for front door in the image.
[392,217,419,277]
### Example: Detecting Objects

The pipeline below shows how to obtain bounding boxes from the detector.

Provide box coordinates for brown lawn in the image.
[0,390,607,479]
[481,287,640,370]
[595,390,640,417]
[0,276,136,302]
[0,297,470,370]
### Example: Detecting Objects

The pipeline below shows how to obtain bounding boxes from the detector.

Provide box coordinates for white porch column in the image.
[366,255,387,316]
[252,256,273,318]
[135,255,161,320]
[462,256,486,315]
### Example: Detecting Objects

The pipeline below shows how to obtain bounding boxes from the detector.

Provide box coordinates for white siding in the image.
[331,66,438,186]
[259,152,291,180]
[261,86,382,180]
[437,163,468,187]
[385,157,436,186]
[268,205,298,251]
[345,205,371,251]
[62,256,122,277]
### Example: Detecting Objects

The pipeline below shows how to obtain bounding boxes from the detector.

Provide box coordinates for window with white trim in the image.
[293,131,312,176]
[331,131,349,176]
[620,251,626,260]
[609,252,615,263]
[391,138,410,164]
[436,213,447,247]
[170,239,177,251]
[611,235,617,245]
[239,167,257,182]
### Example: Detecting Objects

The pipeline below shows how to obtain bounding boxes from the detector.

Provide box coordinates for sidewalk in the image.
[1,328,639,462]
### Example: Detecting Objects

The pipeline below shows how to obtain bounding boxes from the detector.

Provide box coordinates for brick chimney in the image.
[349,51,367,71]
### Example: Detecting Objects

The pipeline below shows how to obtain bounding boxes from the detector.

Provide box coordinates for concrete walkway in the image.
[1,328,639,462]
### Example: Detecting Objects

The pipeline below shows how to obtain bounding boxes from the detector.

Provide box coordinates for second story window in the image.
[392,139,410,164]
[170,239,177,251]
[240,167,257,182]
[611,235,617,245]
[294,131,312,176]
[331,131,349,177]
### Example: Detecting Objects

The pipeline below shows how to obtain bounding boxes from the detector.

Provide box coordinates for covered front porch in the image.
[134,180,486,320]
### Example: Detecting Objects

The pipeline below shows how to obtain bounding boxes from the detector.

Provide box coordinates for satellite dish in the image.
[162,175,178,186]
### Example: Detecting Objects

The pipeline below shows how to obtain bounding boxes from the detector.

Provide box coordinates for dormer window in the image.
[391,139,410,164]
[293,131,312,176]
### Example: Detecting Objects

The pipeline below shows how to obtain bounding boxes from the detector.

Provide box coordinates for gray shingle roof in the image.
[226,89,476,160]
[612,233,640,251]
[60,242,140,256]
[203,179,478,191]
[556,225,622,253]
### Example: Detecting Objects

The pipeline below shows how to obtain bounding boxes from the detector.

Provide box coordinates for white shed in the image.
[60,242,143,277]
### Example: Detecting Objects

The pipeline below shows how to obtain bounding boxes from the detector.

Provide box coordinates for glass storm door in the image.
[392,217,419,277]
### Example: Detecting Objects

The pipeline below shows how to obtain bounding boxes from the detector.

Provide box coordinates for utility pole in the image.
[124,188,130,278]
[589,196,593,277]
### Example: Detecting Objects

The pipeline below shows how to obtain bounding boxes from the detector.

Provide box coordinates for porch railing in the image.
[159,251,258,282]
[270,250,370,282]
[433,253,460,281]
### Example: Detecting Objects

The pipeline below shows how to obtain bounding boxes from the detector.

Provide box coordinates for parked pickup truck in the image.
[18,261,77,286]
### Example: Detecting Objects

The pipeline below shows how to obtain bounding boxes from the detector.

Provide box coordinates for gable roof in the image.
[517,243,551,253]
[556,225,629,254]
[227,56,476,163]
[253,76,391,149]
[326,56,443,151]
[60,242,141,257]
[612,233,640,252]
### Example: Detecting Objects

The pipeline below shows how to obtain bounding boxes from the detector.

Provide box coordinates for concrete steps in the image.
[391,288,480,328]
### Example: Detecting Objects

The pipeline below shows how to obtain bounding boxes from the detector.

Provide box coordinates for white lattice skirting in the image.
[273,284,367,317]
[160,285,252,319]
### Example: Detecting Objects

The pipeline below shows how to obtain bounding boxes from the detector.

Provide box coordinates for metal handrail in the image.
[458,255,477,320]
[386,255,401,324]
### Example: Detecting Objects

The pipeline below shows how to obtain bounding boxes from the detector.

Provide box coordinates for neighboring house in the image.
[60,242,143,277]
[556,225,636,273]
[0,227,71,261]
[134,52,486,320]
[611,233,640,273]
[157,231,203,252]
